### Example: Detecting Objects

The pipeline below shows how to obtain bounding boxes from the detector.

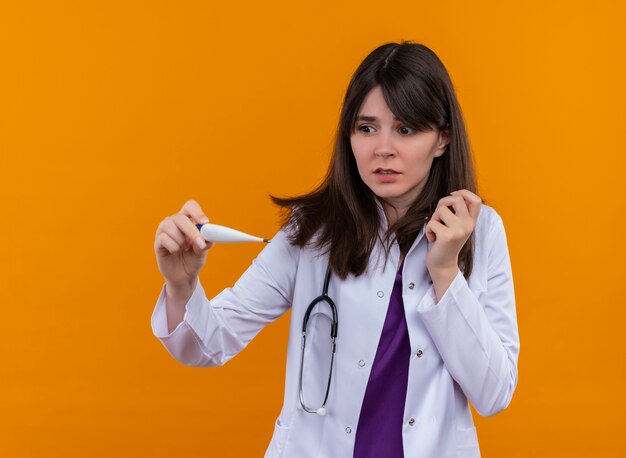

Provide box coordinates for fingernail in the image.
[450,191,457,195]
[195,236,206,249]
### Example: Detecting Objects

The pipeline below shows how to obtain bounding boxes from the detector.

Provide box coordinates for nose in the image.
[373,130,396,158]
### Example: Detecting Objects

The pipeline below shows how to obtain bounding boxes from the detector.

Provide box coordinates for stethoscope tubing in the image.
[298,263,338,415]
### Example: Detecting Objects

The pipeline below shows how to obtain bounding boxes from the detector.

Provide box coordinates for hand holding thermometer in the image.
[195,223,271,244]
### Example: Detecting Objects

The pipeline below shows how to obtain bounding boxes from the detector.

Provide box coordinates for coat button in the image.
[345,426,352,434]
[358,360,366,367]
[408,282,415,289]
[408,418,415,426]
[416,349,424,358]
[377,291,384,298]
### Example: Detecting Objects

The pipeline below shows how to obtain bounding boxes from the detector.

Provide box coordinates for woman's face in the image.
[350,85,449,218]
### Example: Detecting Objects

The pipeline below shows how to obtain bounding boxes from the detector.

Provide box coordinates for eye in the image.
[357,125,375,134]
[399,126,414,135]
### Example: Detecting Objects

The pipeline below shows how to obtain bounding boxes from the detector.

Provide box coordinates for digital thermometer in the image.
[195,223,270,244]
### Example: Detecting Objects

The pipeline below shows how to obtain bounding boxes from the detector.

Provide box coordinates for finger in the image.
[424,219,435,242]
[431,201,457,227]
[192,239,214,256]
[162,216,194,251]
[181,199,210,225]
[158,218,188,248]
[450,190,482,220]
[426,217,449,241]
[448,195,470,219]
[450,189,482,200]
[435,196,468,219]
[170,213,207,248]
[435,205,459,228]
[156,232,182,255]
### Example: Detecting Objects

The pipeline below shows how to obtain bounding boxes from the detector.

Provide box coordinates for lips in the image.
[373,168,400,183]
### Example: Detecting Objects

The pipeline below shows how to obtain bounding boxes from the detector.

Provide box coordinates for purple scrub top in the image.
[354,262,410,458]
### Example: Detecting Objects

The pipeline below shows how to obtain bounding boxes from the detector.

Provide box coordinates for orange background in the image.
[1,1,625,456]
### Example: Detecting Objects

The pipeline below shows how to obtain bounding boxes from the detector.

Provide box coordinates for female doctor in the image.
[151,41,520,458]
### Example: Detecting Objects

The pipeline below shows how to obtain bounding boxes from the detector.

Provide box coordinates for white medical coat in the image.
[151,202,520,458]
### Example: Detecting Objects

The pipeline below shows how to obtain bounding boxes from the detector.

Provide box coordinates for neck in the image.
[382,202,408,227]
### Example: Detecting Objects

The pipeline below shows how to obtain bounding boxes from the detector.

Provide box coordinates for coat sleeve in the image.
[150,228,299,367]
[416,211,520,416]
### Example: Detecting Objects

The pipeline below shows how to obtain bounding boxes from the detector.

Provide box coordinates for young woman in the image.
[152,41,520,458]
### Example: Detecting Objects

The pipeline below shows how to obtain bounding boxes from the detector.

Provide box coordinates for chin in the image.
[369,186,404,199]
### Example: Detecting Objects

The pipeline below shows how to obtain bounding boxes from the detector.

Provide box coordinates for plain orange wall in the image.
[1,0,625,456]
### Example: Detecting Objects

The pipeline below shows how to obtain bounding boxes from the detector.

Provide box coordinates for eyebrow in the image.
[356,115,400,122]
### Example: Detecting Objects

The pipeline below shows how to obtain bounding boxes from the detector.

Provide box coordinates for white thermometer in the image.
[195,223,270,244]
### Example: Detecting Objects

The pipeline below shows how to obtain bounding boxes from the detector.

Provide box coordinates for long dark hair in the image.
[271,41,485,281]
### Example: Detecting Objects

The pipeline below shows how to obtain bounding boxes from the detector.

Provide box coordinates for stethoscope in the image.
[296,244,415,416]
[298,263,337,416]
[194,221,338,415]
